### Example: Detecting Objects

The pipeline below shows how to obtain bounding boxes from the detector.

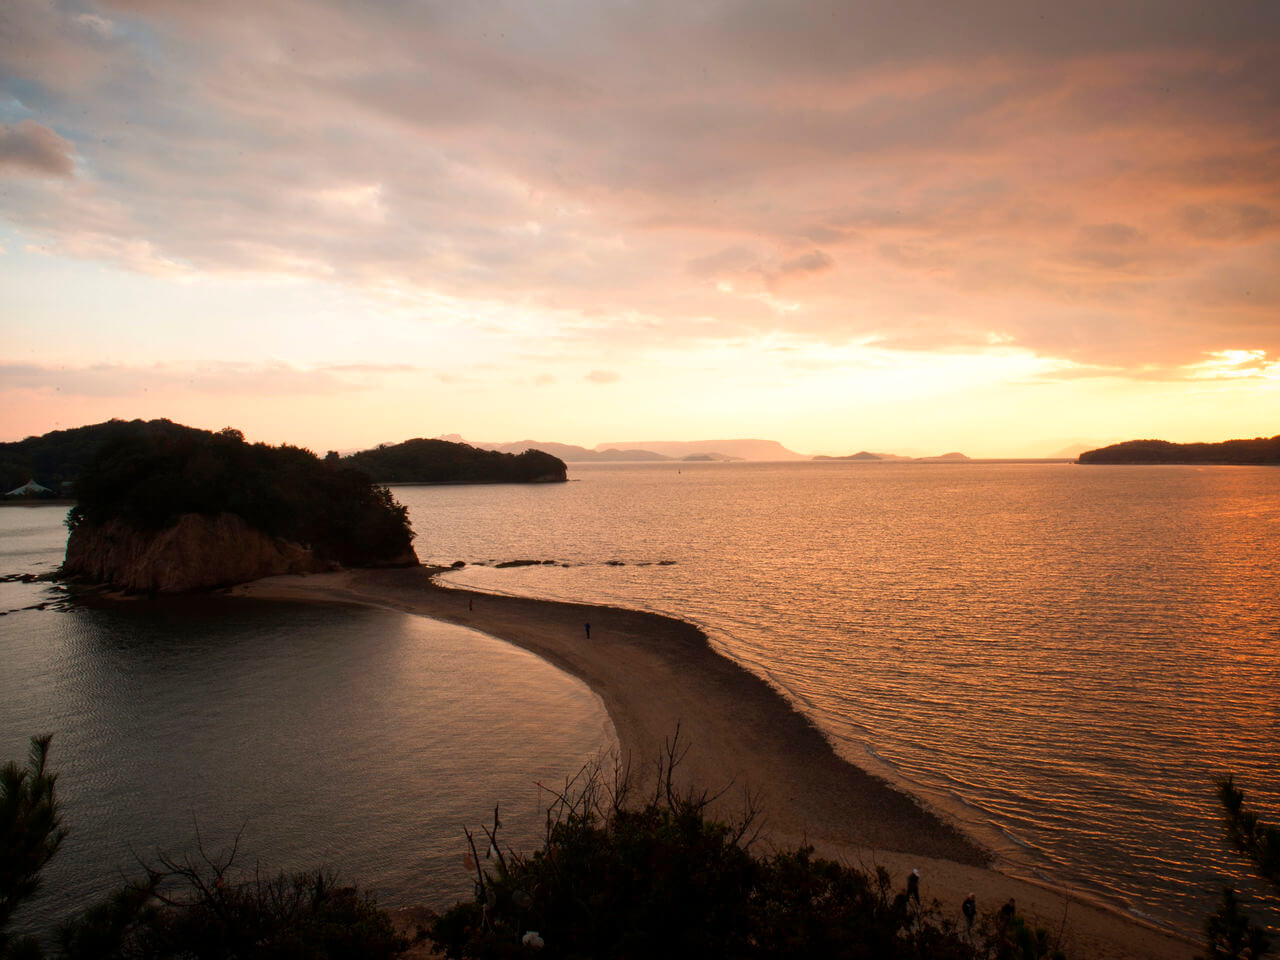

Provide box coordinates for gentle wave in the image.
[408,461,1280,935]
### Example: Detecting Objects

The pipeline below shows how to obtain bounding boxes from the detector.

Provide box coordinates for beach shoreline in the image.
[233,565,1195,960]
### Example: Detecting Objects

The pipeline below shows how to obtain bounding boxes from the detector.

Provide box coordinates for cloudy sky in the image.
[2,0,1278,456]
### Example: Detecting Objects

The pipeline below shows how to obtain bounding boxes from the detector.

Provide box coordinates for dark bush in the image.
[53,862,407,960]
[1,737,66,959]
[432,736,1065,960]
[1,737,408,960]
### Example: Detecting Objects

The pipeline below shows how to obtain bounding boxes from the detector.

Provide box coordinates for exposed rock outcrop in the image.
[62,513,341,593]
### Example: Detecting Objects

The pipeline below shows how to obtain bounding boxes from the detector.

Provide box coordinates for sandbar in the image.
[234,565,1195,960]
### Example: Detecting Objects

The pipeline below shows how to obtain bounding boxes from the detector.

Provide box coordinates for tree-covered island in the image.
[1078,435,1280,464]
[60,421,419,592]
[342,437,567,483]
[36,420,569,592]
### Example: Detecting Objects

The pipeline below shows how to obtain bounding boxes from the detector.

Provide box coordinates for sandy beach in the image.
[235,565,1196,960]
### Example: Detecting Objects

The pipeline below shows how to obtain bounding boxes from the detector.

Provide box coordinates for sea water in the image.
[0,505,614,937]
[402,460,1280,936]
[3,461,1277,939]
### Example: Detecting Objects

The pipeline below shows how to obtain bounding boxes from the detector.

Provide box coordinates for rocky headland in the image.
[61,513,339,593]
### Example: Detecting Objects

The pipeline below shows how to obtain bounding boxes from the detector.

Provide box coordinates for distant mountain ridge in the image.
[813,451,886,461]
[437,435,981,462]
[440,436,805,461]
[593,438,806,461]
[448,438,673,462]
[812,451,969,462]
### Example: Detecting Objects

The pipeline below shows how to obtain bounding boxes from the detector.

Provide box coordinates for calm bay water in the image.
[399,460,1280,935]
[0,506,613,937]
[3,461,1277,939]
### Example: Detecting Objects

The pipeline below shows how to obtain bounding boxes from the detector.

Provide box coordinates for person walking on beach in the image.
[962,892,976,932]
[907,868,920,905]
[584,622,591,640]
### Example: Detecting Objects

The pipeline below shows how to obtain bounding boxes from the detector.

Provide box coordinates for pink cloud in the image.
[0,362,409,398]
[0,0,1275,378]
[0,122,75,178]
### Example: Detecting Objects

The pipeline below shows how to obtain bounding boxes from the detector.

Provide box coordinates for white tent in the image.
[5,479,53,497]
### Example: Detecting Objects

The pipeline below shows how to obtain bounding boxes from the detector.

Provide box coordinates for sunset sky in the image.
[2,0,1278,457]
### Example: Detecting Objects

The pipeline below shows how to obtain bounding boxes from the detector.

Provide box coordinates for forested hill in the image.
[0,419,182,492]
[1078,435,1280,464]
[343,438,567,483]
[67,422,415,569]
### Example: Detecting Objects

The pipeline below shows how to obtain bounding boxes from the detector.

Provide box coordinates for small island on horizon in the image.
[812,451,971,462]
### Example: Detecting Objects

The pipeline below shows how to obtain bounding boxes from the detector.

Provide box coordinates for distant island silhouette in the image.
[812,451,970,462]
[1078,434,1280,464]
[446,436,804,462]
[345,437,566,483]
[438,436,675,462]
[437,436,985,463]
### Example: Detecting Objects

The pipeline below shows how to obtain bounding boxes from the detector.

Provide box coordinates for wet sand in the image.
[235,565,1195,960]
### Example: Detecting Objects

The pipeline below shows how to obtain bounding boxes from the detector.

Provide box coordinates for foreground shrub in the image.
[432,733,1065,960]
[4,732,1070,960]
[1200,776,1276,960]
[0,737,407,960]
[1,737,66,959]
[53,859,407,960]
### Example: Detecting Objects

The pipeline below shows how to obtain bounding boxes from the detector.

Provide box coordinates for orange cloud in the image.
[0,0,1275,392]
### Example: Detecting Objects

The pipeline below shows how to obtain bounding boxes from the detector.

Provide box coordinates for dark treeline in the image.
[343,438,567,484]
[0,421,165,493]
[1078,435,1280,464]
[69,422,414,568]
[3,420,568,492]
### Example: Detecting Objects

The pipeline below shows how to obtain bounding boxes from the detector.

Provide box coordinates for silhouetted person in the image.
[907,869,920,904]
[1000,898,1016,923]
[584,622,591,640]
[962,892,976,931]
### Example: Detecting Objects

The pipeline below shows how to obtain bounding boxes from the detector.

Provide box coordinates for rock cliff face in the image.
[63,513,340,593]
